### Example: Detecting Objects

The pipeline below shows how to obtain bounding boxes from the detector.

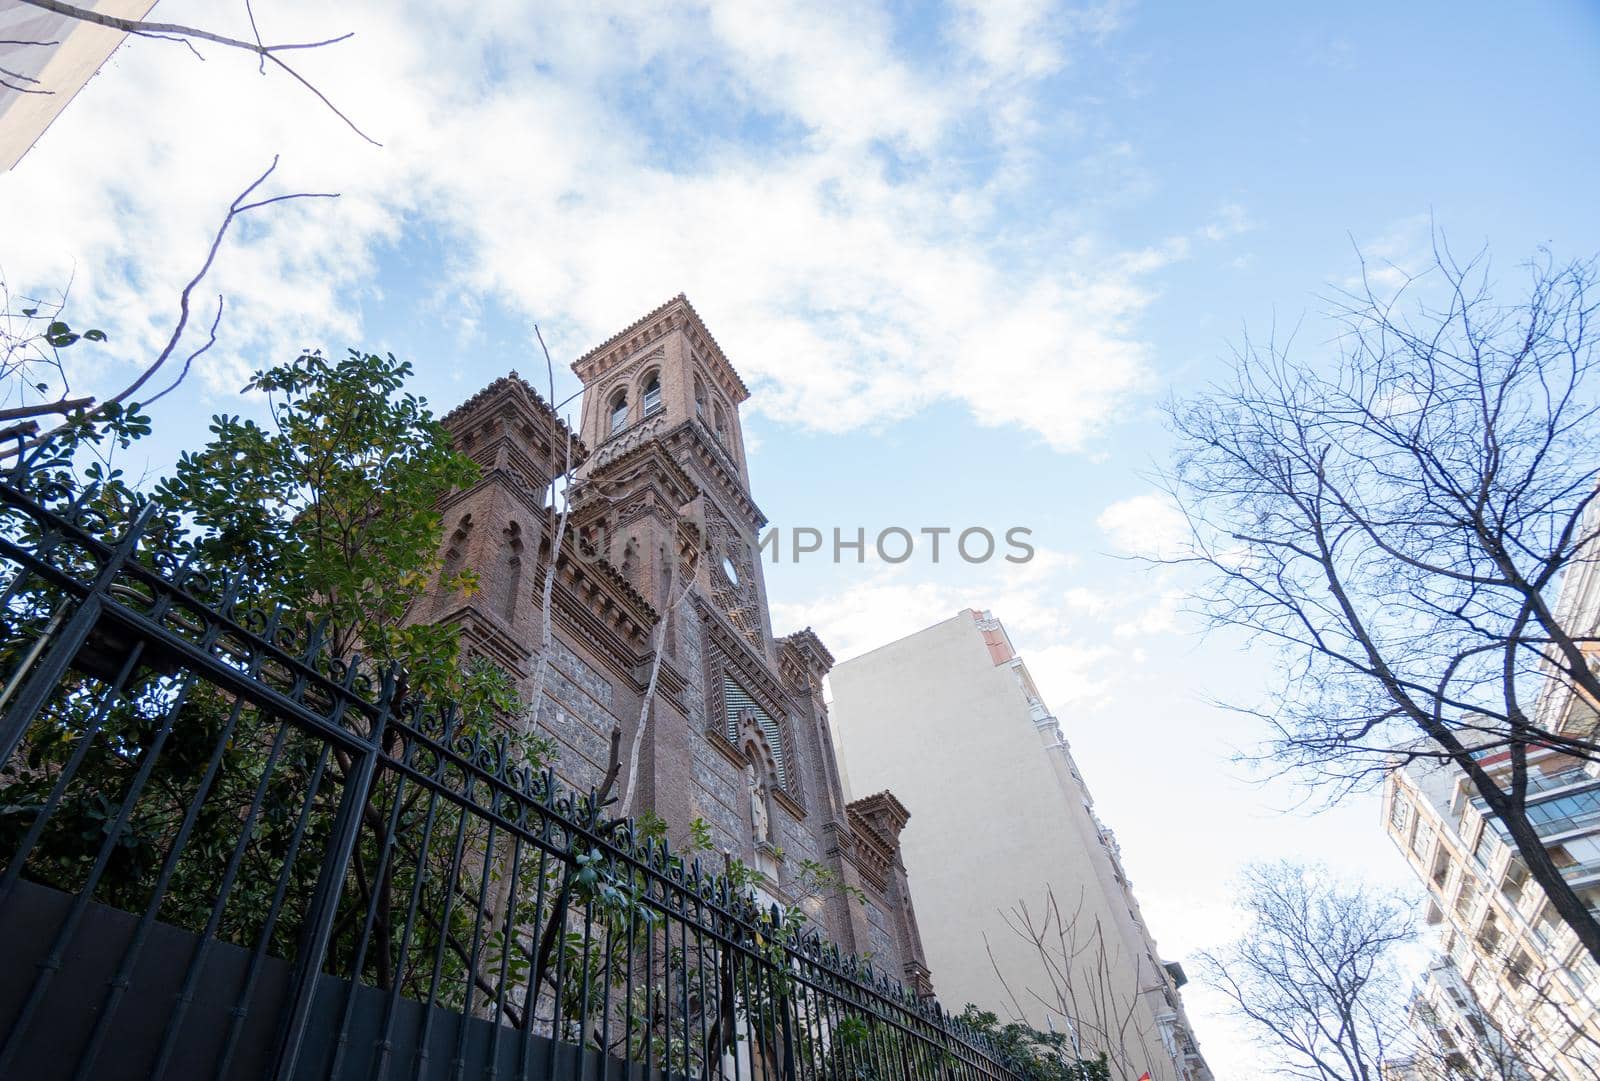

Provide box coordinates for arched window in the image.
[499,521,523,623]
[608,388,628,435]
[642,371,663,417]
[713,401,728,442]
[694,375,707,419]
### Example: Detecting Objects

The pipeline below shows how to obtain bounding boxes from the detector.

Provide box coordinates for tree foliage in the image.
[153,348,503,708]
[956,1005,1110,1081]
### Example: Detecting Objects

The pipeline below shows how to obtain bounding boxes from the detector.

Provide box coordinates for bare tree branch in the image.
[1164,239,1600,964]
[16,0,379,145]
[1,156,337,459]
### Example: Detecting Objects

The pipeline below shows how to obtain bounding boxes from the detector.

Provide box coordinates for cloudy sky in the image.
[4,1,1600,1075]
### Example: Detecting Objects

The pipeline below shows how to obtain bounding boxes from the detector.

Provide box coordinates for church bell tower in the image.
[569,294,774,654]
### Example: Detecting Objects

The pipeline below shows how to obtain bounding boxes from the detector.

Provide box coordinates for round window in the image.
[722,555,739,585]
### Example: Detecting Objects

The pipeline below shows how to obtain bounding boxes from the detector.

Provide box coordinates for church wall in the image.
[864,898,902,975]
[536,642,622,793]
[432,301,932,1005]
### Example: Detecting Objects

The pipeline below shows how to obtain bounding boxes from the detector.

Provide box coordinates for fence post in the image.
[773,905,797,1081]
[271,668,396,1081]
[0,501,155,767]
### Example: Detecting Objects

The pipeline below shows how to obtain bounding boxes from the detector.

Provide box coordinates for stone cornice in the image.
[441,371,588,467]
[661,421,767,532]
[588,411,673,471]
[430,603,533,675]
[843,812,894,892]
[550,579,688,706]
[571,294,750,404]
[848,791,911,837]
[779,628,835,676]
[580,435,699,511]
[845,792,911,894]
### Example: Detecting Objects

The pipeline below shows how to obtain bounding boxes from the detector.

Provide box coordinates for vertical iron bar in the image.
[0,502,154,767]
[515,826,553,1080]
[270,669,395,1081]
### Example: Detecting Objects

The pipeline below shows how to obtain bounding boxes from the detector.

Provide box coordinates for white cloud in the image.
[0,0,1196,453]
[1095,491,1187,558]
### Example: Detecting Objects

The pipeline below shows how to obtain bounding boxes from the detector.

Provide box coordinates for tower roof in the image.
[439,370,587,464]
[571,294,750,404]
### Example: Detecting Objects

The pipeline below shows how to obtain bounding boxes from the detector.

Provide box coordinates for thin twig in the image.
[16,0,379,145]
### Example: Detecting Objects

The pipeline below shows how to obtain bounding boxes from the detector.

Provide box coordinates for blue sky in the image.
[4,1,1599,1075]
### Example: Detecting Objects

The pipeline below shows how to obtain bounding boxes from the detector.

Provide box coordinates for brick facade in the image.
[425,295,933,998]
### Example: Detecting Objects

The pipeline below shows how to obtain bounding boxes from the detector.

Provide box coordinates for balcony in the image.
[1533,808,1600,839]
[1563,860,1600,887]
[1522,766,1598,796]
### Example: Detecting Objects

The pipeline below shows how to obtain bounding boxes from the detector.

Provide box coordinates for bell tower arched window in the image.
[694,374,707,420]
[713,401,728,443]
[499,520,524,623]
[608,389,628,435]
[642,371,662,417]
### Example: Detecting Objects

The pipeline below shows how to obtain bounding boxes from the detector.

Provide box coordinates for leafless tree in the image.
[1165,241,1600,964]
[1,156,335,457]
[520,324,580,738]
[987,884,1175,1081]
[1198,862,1418,1081]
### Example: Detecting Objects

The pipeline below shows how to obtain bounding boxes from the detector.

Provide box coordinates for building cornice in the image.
[571,294,750,404]
[441,370,588,467]
[662,420,767,531]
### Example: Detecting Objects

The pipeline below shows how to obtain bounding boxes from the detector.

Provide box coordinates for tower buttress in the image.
[416,374,586,685]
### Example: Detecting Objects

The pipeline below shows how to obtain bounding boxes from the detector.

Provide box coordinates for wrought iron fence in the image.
[0,468,1025,1081]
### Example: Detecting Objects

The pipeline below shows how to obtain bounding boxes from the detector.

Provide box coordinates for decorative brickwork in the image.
[422,297,929,984]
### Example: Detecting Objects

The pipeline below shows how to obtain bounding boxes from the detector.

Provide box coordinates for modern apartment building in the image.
[1382,544,1600,1078]
[1383,747,1600,1078]
[829,609,1211,1081]
[1401,957,1536,1080]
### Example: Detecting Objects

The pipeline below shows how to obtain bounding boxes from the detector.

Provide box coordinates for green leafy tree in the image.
[0,349,533,972]
[955,1005,1109,1081]
[154,349,495,702]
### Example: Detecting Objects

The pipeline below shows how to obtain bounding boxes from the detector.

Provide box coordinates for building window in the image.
[1430,845,1453,889]
[1533,904,1561,947]
[1470,826,1494,871]
[713,400,729,443]
[724,675,786,788]
[609,389,628,434]
[694,374,707,419]
[642,371,662,417]
[1389,794,1411,833]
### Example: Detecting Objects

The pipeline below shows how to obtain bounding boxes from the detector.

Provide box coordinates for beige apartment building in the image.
[829,609,1210,1081]
[1382,541,1600,1078]
[1383,750,1600,1078]
[1394,957,1538,1080]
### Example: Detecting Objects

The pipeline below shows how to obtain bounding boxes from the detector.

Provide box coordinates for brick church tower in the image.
[428,296,932,996]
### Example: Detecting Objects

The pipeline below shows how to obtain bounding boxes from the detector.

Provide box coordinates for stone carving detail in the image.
[745,762,771,844]
[704,500,761,647]
[592,412,669,467]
